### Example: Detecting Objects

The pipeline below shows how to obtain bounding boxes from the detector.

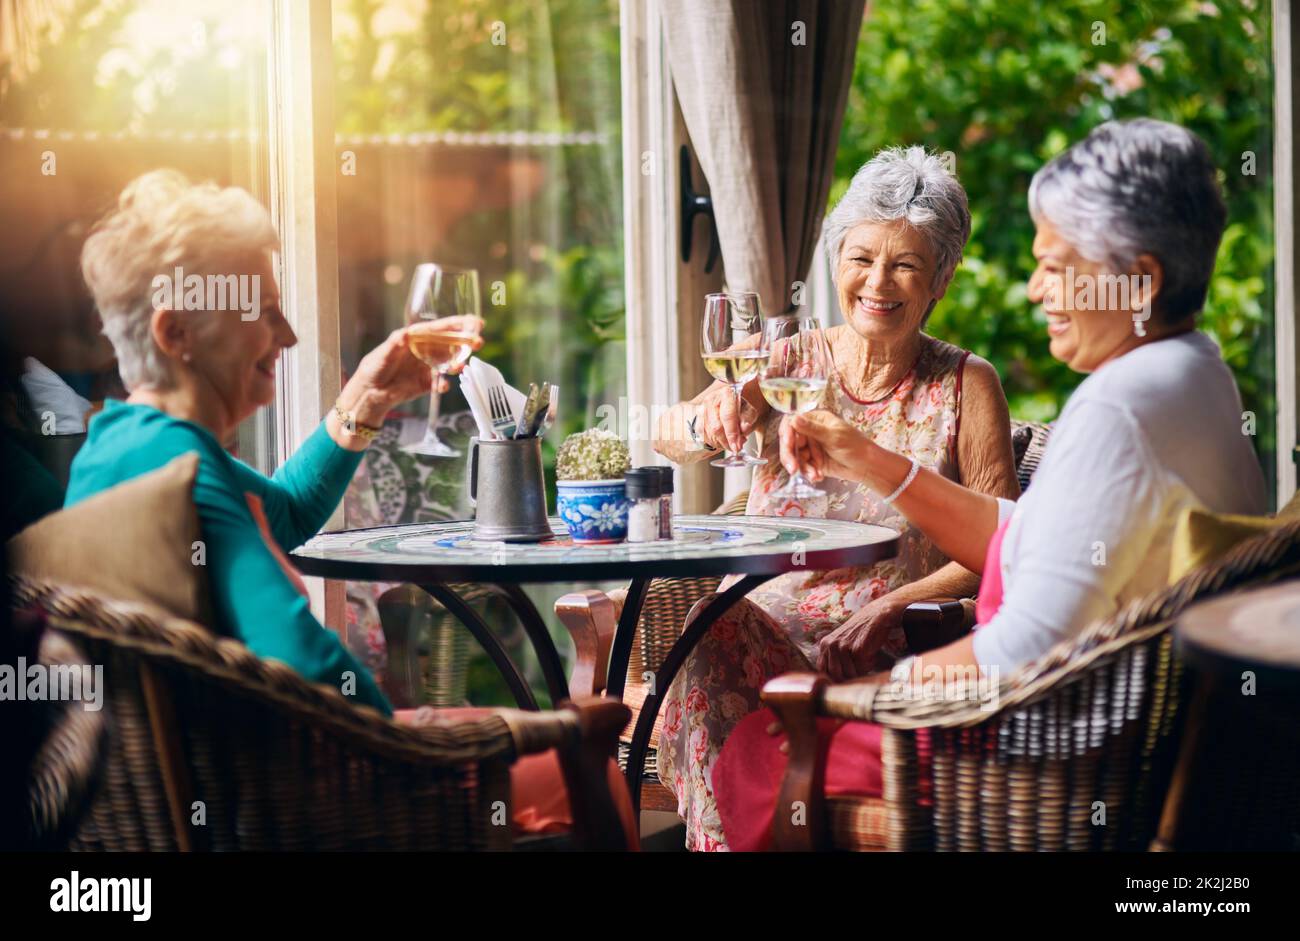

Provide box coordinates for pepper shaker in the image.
[656,466,675,540]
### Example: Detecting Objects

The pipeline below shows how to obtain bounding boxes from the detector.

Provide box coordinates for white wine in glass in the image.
[702,349,768,386]
[757,376,828,414]
[406,325,478,372]
[760,316,832,504]
[403,263,481,458]
[700,292,766,468]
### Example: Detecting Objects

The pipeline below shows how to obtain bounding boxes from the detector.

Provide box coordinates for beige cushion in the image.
[1168,488,1300,584]
[7,453,212,626]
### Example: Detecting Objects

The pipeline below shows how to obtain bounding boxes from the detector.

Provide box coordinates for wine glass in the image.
[403,262,481,457]
[759,316,832,507]
[701,292,767,468]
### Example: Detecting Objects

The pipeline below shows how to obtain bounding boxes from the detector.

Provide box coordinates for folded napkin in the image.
[459,357,527,440]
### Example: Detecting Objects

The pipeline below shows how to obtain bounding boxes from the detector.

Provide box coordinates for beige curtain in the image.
[660,0,863,315]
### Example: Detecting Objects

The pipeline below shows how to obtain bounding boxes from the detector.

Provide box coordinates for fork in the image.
[486,383,516,439]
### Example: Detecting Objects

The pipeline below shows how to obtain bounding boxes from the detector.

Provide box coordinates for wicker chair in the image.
[9,616,107,850]
[555,420,1052,811]
[762,514,1300,851]
[11,577,631,851]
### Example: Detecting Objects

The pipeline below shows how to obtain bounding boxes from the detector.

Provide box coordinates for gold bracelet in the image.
[334,401,383,441]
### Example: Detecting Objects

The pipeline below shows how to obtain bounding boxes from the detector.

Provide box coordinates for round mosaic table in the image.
[293,515,898,808]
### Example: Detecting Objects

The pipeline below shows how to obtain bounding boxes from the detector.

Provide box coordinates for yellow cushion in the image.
[1168,489,1300,583]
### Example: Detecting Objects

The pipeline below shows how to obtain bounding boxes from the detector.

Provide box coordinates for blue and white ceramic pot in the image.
[556,478,631,544]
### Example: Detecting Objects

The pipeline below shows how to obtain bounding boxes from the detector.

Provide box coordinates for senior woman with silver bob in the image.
[710,118,1268,851]
[653,147,1020,851]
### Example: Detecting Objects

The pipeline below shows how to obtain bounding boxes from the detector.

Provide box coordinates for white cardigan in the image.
[972,330,1267,672]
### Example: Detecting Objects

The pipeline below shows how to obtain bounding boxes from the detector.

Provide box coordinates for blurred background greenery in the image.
[837,0,1275,491]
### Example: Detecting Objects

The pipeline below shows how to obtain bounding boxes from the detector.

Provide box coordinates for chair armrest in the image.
[554,590,619,696]
[473,698,633,850]
[556,698,634,851]
[901,598,974,654]
[761,672,831,852]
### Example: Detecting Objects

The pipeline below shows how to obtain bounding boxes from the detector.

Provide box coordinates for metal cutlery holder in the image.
[468,436,553,542]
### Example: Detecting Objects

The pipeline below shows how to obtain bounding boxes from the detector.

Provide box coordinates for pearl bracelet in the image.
[880,457,920,506]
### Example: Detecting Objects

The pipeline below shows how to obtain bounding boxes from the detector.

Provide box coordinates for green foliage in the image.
[839,0,1275,465]
[0,0,265,132]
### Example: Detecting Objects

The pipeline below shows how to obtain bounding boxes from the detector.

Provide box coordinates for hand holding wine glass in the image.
[760,316,832,506]
[403,263,483,457]
[700,292,767,468]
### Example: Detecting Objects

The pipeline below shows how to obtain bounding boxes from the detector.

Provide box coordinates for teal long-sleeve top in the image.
[65,399,392,715]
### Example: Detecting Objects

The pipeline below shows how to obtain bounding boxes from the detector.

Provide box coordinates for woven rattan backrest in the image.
[12,578,518,851]
[1009,419,1052,492]
[824,516,1300,850]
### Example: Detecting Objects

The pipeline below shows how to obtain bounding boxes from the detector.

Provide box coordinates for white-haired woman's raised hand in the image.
[335,315,484,435]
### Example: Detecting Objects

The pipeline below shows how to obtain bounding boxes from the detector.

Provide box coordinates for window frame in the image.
[1274,0,1298,507]
[621,0,725,513]
[266,0,346,628]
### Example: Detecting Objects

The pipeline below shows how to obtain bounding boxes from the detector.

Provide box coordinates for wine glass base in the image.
[741,453,768,466]
[709,454,751,468]
[403,438,462,458]
[763,479,827,517]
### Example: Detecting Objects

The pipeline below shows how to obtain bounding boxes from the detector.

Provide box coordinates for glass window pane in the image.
[332,0,625,704]
[0,0,277,475]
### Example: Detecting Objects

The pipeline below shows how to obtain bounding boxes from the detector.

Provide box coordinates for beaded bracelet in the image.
[881,458,920,506]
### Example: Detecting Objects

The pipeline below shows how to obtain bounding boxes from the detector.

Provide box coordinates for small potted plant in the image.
[555,428,633,543]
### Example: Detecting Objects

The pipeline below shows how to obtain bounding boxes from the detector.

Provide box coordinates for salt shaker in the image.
[655,466,675,540]
[624,468,661,543]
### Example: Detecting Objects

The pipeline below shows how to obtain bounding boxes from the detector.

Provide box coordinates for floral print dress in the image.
[657,335,971,851]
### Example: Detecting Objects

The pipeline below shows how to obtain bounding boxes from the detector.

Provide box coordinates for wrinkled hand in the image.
[694,382,760,454]
[779,409,871,484]
[343,315,484,424]
[815,597,907,681]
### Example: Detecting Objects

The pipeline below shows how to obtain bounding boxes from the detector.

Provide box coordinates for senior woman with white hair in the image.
[711,118,1268,851]
[652,147,1020,850]
[70,169,483,715]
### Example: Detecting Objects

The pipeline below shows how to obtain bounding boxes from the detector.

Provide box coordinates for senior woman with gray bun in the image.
[711,118,1268,851]
[652,147,1020,851]
[70,169,483,715]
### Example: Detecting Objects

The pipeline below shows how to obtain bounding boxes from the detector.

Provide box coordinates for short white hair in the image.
[80,169,279,390]
[1028,118,1226,323]
[823,146,971,288]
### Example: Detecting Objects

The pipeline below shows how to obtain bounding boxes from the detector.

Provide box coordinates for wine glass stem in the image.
[732,383,745,456]
[427,381,444,439]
